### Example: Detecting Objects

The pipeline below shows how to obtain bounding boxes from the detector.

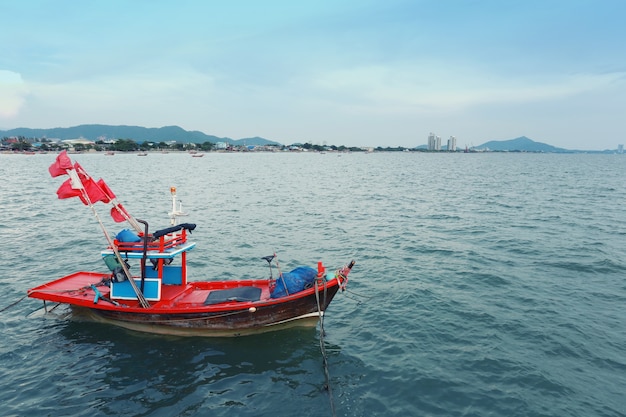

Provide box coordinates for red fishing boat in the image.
[27,151,354,337]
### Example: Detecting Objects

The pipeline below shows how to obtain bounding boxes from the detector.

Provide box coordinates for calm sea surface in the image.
[0,152,624,417]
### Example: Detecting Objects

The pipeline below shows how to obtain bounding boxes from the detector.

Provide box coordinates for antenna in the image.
[168,186,188,225]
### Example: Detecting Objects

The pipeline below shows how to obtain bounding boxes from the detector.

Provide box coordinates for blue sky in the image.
[1,0,625,150]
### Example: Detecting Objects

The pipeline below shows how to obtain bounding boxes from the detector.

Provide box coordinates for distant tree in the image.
[302,142,326,152]
[139,141,152,151]
[377,146,407,152]
[111,139,138,152]
[199,141,214,151]
[11,139,32,151]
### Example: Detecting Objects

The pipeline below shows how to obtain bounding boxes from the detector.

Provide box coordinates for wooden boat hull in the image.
[72,284,339,337]
[28,271,345,337]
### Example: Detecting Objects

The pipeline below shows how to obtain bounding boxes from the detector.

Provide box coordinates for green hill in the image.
[0,124,280,146]
[476,136,568,152]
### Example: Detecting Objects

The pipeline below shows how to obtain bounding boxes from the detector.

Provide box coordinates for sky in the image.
[1,0,625,150]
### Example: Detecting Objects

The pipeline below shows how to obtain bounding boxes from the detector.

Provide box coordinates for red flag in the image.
[56,178,83,200]
[79,177,108,205]
[73,161,88,179]
[111,204,130,222]
[96,178,115,202]
[73,162,107,205]
[48,150,73,177]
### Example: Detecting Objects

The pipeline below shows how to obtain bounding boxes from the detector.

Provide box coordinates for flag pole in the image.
[110,199,143,233]
[93,178,143,233]
[69,169,150,308]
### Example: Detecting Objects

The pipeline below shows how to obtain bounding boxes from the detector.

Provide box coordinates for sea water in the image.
[0,152,624,416]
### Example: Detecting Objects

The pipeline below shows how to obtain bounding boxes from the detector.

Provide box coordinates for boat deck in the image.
[28,271,274,312]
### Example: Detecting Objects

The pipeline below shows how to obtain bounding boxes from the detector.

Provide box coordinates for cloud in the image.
[308,63,626,116]
[5,68,220,129]
[0,70,29,118]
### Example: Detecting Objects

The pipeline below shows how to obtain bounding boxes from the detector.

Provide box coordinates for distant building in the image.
[62,138,95,146]
[427,132,441,151]
[618,144,624,154]
[447,136,457,152]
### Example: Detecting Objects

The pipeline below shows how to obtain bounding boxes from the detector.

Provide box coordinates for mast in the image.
[168,186,187,226]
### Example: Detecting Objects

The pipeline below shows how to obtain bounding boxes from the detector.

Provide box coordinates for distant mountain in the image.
[0,124,281,146]
[232,136,278,147]
[475,136,568,152]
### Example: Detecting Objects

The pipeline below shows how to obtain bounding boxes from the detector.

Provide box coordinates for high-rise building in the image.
[427,132,441,151]
[618,144,624,154]
[447,136,457,152]
[428,132,436,150]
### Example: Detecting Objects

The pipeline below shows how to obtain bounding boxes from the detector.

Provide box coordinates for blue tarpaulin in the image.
[270,266,317,298]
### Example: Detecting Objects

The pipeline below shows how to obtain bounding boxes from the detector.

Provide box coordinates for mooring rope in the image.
[0,295,28,313]
[342,288,373,305]
[315,279,337,417]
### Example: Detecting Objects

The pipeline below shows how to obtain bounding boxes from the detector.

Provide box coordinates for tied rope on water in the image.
[315,278,337,417]
[0,295,28,313]
[342,288,372,305]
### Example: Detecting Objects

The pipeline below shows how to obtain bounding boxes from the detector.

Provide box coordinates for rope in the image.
[315,279,337,417]
[0,295,28,313]
[342,288,373,305]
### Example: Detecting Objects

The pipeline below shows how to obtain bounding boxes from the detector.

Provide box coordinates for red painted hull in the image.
[28,271,345,337]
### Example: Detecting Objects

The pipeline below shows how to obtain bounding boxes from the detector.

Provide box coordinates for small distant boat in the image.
[105,151,115,156]
[27,151,355,337]
[137,152,148,156]
[191,153,204,157]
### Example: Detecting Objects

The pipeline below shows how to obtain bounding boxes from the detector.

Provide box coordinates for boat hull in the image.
[76,284,339,337]
[73,308,325,337]
[30,274,342,337]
